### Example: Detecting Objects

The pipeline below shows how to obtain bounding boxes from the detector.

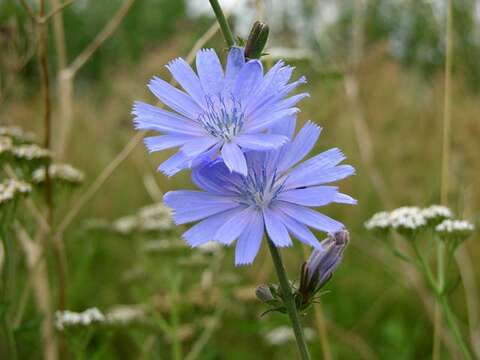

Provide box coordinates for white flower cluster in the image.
[421,205,453,222]
[366,205,453,232]
[13,144,51,161]
[111,203,173,235]
[112,215,138,235]
[197,241,223,254]
[0,136,12,155]
[0,125,36,143]
[142,239,186,253]
[32,163,85,185]
[138,203,173,231]
[389,206,427,230]
[364,211,391,230]
[55,308,105,330]
[436,219,475,239]
[105,305,144,324]
[264,326,315,346]
[0,178,32,205]
[55,306,144,330]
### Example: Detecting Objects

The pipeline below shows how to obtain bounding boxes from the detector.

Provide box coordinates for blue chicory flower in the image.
[163,118,356,265]
[132,47,308,176]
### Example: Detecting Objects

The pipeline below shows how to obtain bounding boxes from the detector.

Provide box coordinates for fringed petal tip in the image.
[234,259,254,267]
[165,57,185,69]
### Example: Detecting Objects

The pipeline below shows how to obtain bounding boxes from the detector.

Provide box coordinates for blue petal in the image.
[148,77,202,119]
[214,206,256,245]
[232,60,263,104]
[283,147,353,189]
[268,114,297,139]
[221,142,248,176]
[285,164,356,189]
[183,207,243,247]
[247,76,306,119]
[263,207,292,247]
[157,151,190,176]
[179,137,218,157]
[272,206,322,249]
[190,143,221,168]
[269,93,310,113]
[224,47,245,93]
[163,190,239,224]
[192,160,242,195]
[276,201,344,234]
[247,61,291,111]
[144,134,196,153]
[245,108,300,133]
[234,134,288,151]
[278,121,321,172]
[334,193,357,205]
[277,186,339,207]
[132,101,202,135]
[235,211,264,266]
[166,58,206,108]
[196,49,224,95]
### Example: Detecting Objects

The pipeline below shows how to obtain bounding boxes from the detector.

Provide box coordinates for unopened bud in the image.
[299,230,349,305]
[245,21,269,59]
[255,285,274,303]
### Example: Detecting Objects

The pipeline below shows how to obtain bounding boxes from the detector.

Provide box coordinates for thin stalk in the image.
[0,211,17,360]
[439,296,473,360]
[170,274,182,360]
[38,0,68,314]
[267,239,311,360]
[413,240,473,359]
[437,0,454,357]
[433,240,446,360]
[208,0,236,47]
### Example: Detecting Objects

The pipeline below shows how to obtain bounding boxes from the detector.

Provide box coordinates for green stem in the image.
[0,212,18,360]
[170,274,182,360]
[439,295,473,360]
[267,239,311,360]
[412,240,473,359]
[411,241,437,293]
[433,240,446,360]
[208,0,236,47]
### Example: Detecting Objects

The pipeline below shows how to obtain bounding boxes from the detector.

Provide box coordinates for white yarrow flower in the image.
[436,219,474,241]
[0,125,36,143]
[13,144,51,161]
[55,308,105,330]
[32,163,85,185]
[105,305,144,324]
[364,211,391,230]
[0,136,12,155]
[421,205,452,223]
[0,179,32,206]
[264,326,315,346]
[388,207,427,231]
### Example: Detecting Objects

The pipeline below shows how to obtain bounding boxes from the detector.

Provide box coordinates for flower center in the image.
[238,164,285,208]
[198,95,245,141]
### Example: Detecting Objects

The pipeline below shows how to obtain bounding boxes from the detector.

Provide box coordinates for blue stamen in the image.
[198,94,245,141]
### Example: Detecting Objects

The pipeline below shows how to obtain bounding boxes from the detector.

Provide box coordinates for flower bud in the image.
[255,285,274,303]
[245,21,269,59]
[298,230,349,309]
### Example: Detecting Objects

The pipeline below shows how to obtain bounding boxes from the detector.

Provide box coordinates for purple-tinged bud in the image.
[256,285,274,303]
[299,230,349,300]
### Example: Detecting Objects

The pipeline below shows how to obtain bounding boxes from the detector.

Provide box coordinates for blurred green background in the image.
[1,0,479,359]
